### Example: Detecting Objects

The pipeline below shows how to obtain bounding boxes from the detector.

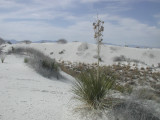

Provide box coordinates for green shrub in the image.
[24,58,29,63]
[41,59,58,72]
[72,69,115,110]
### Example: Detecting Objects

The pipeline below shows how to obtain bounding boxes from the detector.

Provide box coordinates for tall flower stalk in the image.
[93,16,104,80]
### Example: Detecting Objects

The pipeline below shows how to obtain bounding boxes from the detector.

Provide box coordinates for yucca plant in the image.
[72,69,115,110]
[72,15,116,118]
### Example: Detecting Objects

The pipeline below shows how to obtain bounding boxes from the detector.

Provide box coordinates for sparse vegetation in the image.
[113,55,146,65]
[9,47,60,79]
[113,55,126,62]
[60,60,160,95]
[41,59,59,72]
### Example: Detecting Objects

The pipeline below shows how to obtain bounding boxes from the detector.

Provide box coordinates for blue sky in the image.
[0,0,160,47]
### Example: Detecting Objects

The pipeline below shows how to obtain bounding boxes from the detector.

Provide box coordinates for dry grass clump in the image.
[113,55,146,65]
[113,55,126,62]
[59,61,160,96]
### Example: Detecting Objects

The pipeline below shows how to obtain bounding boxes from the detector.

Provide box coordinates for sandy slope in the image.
[0,55,79,120]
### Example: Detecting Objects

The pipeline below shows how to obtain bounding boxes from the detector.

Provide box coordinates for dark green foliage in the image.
[72,69,115,110]
[41,59,58,72]
[24,57,28,63]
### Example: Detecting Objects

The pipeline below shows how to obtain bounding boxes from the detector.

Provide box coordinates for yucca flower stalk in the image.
[93,15,104,80]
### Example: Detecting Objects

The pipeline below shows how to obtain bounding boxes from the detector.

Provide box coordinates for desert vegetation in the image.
[72,17,111,113]
[8,47,60,79]
[60,61,159,92]
[113,55,146,65]
[72,69,115,110]
[59,60,160,119]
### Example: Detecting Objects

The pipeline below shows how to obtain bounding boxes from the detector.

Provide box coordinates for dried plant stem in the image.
[97,41,100,81]
[93,15,104,81]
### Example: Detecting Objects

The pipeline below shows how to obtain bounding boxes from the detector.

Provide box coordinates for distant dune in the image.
[3,42,160,69]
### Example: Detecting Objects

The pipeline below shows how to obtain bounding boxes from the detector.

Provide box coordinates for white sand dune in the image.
[5,42,160,68]
[0,55,81,120]
[0,42,160,120]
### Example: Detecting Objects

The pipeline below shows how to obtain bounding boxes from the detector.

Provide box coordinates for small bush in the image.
[41,59,58,72]
[72,69,115,110]
[24,58,29,63]
[113,55,126,62]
